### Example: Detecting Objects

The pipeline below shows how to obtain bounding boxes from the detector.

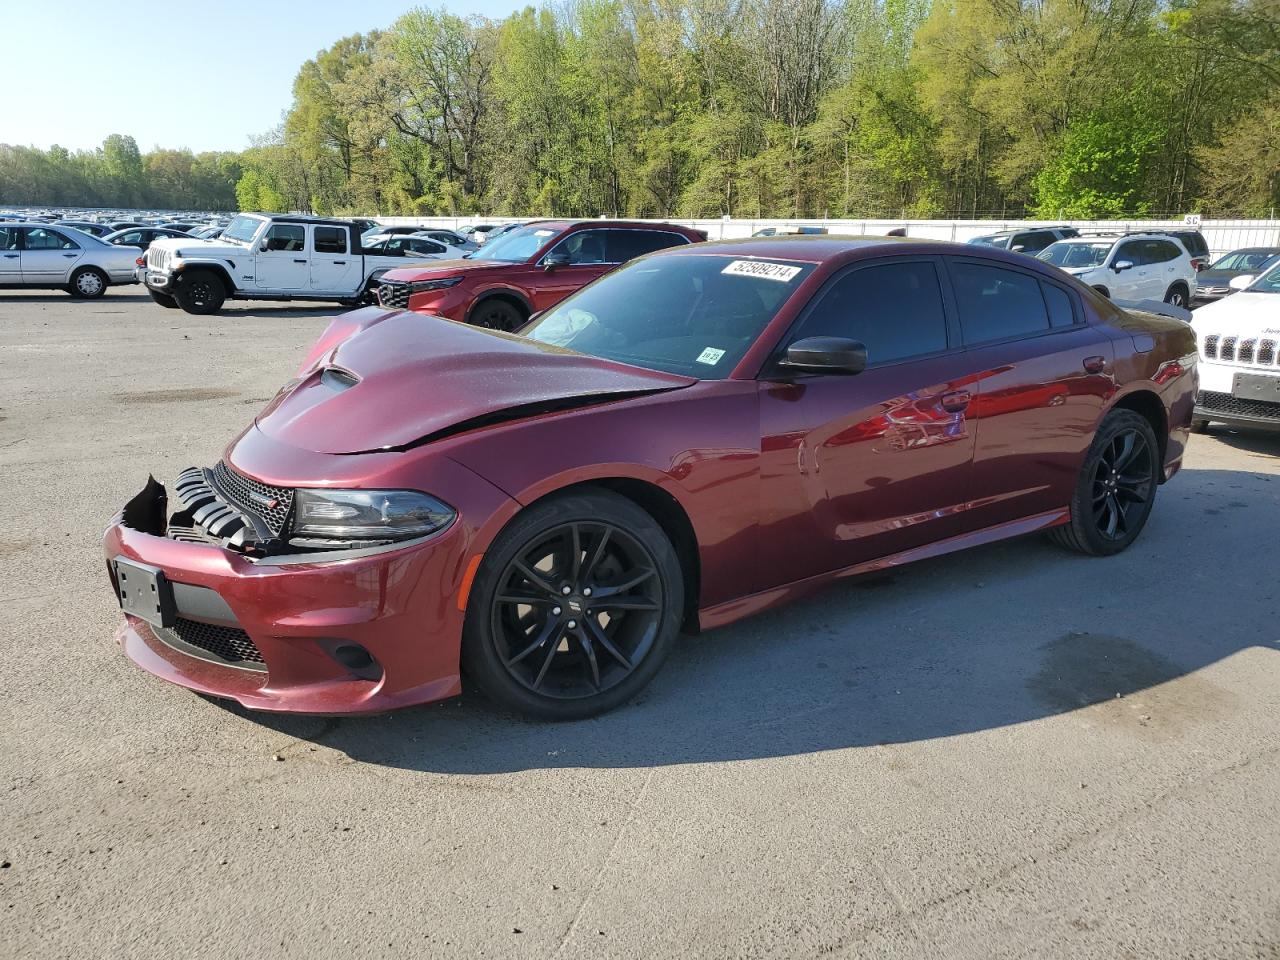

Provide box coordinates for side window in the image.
[1018,231,1057,253]
[607,230,689,262]
[24,228,79,250]
[0,226,16,250]
[555,230,609,265]
[789,261,949,365]
[1151,240,1180,263]
[313,226,347,255]
[262,223,305,252]
[119,231,145,245]
[950,261,1050,344]
[1114,241,1145,266]
[1041,283,1077,329]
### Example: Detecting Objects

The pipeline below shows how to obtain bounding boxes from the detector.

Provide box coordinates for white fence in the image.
[377,215,1280,257]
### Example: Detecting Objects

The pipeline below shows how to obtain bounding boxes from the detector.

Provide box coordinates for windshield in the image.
[222,215,262,245]
[1246,263,1280,293]
[968,235,1009,248]
[469,224,556,262]
[1038,241,1111,268]
[1210,250,1280,273]
[522,254,814,378]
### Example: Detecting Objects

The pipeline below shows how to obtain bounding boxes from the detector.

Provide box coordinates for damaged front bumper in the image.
[104,472,471,714]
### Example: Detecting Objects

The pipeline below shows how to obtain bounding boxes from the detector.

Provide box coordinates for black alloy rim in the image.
[1169,290,1186,306]
[1092,429,1156,541]
[476,303,514,330]
[187,278,214,307]
[490,521,663,699]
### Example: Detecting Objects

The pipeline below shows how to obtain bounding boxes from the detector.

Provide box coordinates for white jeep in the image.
[140,212,449,314]
[1190,264,1280,433]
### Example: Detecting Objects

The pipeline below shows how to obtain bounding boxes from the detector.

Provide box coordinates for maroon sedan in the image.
[374,219,705,330]
[105,237,1196,720]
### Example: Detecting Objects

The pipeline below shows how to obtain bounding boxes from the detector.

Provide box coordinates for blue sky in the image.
[0,0,527,153]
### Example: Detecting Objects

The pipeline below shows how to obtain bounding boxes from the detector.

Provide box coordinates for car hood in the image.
[1190,292,1280,338]
[255,310,695,455]
[149,236,246,257]
[1195,269,1244,286]
[379,258,518,281]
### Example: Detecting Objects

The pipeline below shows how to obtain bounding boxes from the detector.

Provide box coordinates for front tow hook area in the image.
[120,475,168,536]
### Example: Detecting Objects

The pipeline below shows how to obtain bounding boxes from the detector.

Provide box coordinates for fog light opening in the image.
[332,643,376,672]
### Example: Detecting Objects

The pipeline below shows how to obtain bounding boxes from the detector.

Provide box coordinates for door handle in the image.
[293,258,308,264]
[940,390,971,412]
[63,253,78,258]
[1083,355,1107,374]
[2,253,17,259]
[332,260,346,265]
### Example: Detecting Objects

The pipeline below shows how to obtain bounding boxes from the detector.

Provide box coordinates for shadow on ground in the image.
[223,458,1278,775]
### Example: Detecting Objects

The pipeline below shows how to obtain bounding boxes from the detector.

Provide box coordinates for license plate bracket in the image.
[114,557,176,629]
[1232,372,1280,403]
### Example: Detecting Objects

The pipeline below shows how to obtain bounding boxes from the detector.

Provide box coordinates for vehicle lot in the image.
[2,289,1279,959]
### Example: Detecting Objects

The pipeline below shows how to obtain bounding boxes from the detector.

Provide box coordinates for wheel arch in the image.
[1108,387,1168,469]
[506,476,702,633]
[177,261,236,293]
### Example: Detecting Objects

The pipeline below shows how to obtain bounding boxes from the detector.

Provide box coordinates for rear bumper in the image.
[104,499,470,715]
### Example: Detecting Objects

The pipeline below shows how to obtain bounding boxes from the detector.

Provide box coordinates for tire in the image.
[67,267,108,299]
[149,289,179,309]
[1190,418,1210,434]
[1050,409,1161,556]
[461,489,684,720]
[173,269,226,315]
[469,297,525,332]
[1164,283,1189,308]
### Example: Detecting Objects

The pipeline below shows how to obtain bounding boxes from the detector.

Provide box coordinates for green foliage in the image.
[4,1,1278,217]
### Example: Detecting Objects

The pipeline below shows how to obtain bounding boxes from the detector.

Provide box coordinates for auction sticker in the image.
[696,347,726,365]
[721,260,802,282]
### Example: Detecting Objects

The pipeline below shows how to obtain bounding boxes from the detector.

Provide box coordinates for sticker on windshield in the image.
[721,260,802,282]
[696,347,726,365]
[533,229,554,237]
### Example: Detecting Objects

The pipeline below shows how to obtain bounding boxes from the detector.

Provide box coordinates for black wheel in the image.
[67,267,108,299]
[1164,283,1189,308]
[469,298,525,332]
[1050,409,1160,556]
[462,489,684,720]
[174,270,226,315]
[149,289,179,309]
[1190,418,1210,434]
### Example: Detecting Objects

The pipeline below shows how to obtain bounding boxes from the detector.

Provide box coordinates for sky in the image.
[0,0,527,154]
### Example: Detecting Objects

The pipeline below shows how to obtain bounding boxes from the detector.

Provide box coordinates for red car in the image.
[105,237,1196,720]
[374,219,705,330]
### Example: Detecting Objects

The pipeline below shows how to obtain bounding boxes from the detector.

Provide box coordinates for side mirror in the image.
[1229,274,1256,291]
[1113,259,1133,272]
[542,252,571,271]
[777,337,867,375]
[259,238,270,252]
[1010,244,1026,253]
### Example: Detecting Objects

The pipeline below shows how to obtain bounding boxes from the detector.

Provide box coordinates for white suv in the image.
[1038,233,1197,307]
[1189,264,1280,432]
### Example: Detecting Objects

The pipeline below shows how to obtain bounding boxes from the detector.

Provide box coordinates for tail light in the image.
[1191,258,1207,271]
[135,256,145,266]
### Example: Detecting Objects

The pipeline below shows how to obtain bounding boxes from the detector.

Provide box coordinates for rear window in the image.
[314,226,347,254]
[950,261,1050,344]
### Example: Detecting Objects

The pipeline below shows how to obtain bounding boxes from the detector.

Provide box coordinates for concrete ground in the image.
[2,288,1278,960]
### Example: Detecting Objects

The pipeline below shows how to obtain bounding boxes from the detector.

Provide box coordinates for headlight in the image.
[409,276,463,293]
[290,489,455,546]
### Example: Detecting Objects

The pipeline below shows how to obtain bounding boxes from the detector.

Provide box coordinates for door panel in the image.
[309,226,361,293]
[758,356,979,587]
[20,227,83,282]
[0,226,19,282]
[256,223,309,290]
[1111,241,1150,299]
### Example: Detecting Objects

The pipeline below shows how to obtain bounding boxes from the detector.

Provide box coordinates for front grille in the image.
[1239,339,1256,364]
[158,617,265,669]
[1202,334,1280,368]
[1260,340,1276,365]
[146,246,170,271]
[377,280,410,309]
[211,461,293,536]
[1198,391,1280,421]
[1203,334,1219,359]
[1221,337,1237,362]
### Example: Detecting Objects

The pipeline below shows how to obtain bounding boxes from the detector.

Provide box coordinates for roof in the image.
[670,234,923,263]
[239,212,359,229]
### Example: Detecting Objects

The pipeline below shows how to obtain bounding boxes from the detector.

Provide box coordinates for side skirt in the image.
[697,507,1070,631]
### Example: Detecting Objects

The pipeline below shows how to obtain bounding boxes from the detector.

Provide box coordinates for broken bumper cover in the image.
[103,478,472,714]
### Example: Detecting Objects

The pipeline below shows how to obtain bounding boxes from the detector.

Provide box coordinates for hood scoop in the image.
[255,311,694,455]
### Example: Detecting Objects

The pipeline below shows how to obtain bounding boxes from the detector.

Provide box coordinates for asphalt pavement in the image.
[2,288,1278,959]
